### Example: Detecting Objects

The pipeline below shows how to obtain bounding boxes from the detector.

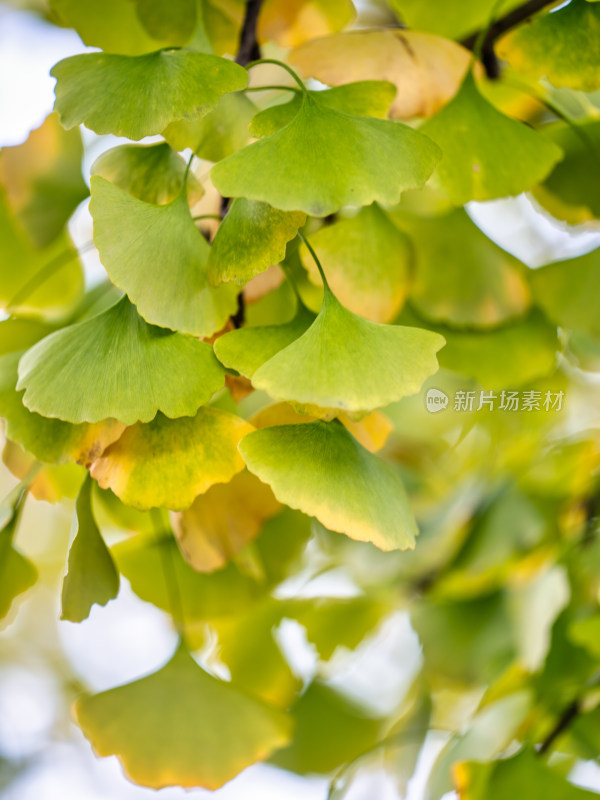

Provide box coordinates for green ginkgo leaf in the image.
[498,0,600,92]
[529,246,600,338]
[393,207,531,327]
[90,176,238,337]
[0,352,125,464]
[0,318,56,357]
[239,420,418,550]
[420,72,563,204]
[0,191,83,320]
[163,92,256,160]
[61,476,119,622]
[51,49,248,140]
[299,204,411,323]
[249,82,397,138]
[91,143,202,206]
[214,302,317,378]
[75,642,292,790]
[211,90,441,216]
[0,507,37,620]
[208,199,306,285]
[250,282,444,414]
[90,408,254,510]
[17,296,225,425]
[134,0,197,45]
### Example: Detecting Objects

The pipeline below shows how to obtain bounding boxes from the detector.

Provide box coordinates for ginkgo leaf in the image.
[389,0,522,40]
[91,143,202,206]
[420,72,563,204]
[17,296,225,425]
[250,283,444,414]
[393,207,531,327]
[61,476,119,622]
[51,50,248,140]
[289,30,472,119]
[171,470,281,572]
[208,199,306,285]
[74,642,292,790]
[249,82,397,138]
[134,0,197,45]
[529,247,600,338]
[249,402,393,453]
[49,0,203,54]
[211,90,441,216]
[0,507,37,620]
[0,191,83,320]
[453,748,600,799]
[239,420,418,550]
[533,119,600,224]
[3,440,85,503]
[0,111,87,247]
[498,0,600,92]
[0,352,125,465]
[257,0,355,47]
[214,302,317,378]
[163,92,256,160]
[0,318,56,357]
[90,408,254,510]
[299,204,411,323]
[90,176,238,336]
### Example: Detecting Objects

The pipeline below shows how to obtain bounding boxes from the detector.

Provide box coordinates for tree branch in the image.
[462,0,559,78]
[538,698,580,755]
[235,0,264,66]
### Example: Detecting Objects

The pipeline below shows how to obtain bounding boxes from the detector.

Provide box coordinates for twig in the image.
[538,699,580,755]
[235,0,264,66]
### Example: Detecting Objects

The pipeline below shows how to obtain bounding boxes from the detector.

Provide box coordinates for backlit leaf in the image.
[299,204,411,323]
[90,408,253,510]
[498,0,600,92]
[258,0,355,47]
[171,470,281,572]
[420,72,563,204]
[211,90,441,216]
[134,0,197,45]
[90,176,238,337]
[208,199,306,285]
[0,111,87,247]
[51,50,248,140]
[240,420,418,550]
[0,506,37,620]
[289,30,472,119]
[61,476,119,622]
[17,296,225,424]
[389,0,522,40]
[75,642,291,789]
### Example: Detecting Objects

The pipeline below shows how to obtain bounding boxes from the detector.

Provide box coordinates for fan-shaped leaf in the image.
[420,72,563,203]
[17,296,225,425]
[51,50,248,140]
[389,0,522,40]
[90,408,253,510]
[0,508,37,620]
[208,199,306,285]
[299,204,411,323]
[91,143,202,206]
[211,90,441,216]
[258,0,355,47]
[75,642,291,789]
[498,0,600,92]
[61,476,119,622]
[240,420,418,550]
[90,176,238,336]
[289,30,472,119]
[250,284,444,414]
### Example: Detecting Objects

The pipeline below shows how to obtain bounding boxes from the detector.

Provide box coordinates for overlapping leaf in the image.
[61,476,119,622]
[0,502,37,620]
[17,296,225,424]
[257,0,355,47]
[90,176,238,336]
[239,420,418,550]
[299,204,411,323]
[75,643,291,789]
[90,408,253,510]
[211,90,441,216]
[420,72,563,203]
[51,50,248,140]
[289,30,472,119]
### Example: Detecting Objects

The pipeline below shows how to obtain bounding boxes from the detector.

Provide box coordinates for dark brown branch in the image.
[462,0,559,78]
[235,0,264,66]
[538,698,580,755]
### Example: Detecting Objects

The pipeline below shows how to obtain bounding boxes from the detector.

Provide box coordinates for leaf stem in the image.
[246,58,307,93]
[191,214,222,222]
[244,84,301,93]
[297,231,330,291]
